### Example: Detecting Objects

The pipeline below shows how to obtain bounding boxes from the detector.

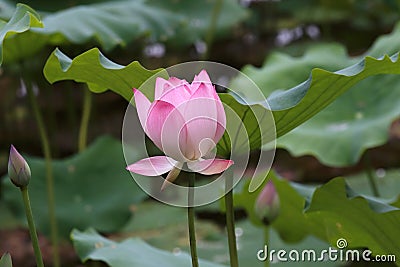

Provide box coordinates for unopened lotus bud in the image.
[254,181,279,225]
[8,145,31,188]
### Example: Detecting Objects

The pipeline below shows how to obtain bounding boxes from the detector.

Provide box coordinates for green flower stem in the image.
[364,155,380,197]
[27,85,60,267]
[366,167,380,197]
[202,0,223,60]
[264,227,269,267]
[225,175,239,267]
[78,89,92,152]
[21,186,45,267]
[187,172,199,267]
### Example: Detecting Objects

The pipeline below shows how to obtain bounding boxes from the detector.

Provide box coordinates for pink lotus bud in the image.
[8,145,31,188]
[255,181,279,225]
[127,70,233,186]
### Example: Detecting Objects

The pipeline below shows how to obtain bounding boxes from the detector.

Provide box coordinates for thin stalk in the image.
[187,172,199,267]
[224,113,243,267]
[225,174,239,267]
[21,187,45,267]
[27,85,60,267]
[264,227,269,267]
[364,155,380,197]
[78,89,92,152]
[366,167,380,197]
[202,0,224,60]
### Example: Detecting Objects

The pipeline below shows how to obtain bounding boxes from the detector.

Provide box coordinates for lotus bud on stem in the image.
[255,180,280,225]
[255,180,280,267]
[8,145,45,267]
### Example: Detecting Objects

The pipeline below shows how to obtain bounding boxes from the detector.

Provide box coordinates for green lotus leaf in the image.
[306,178,400,260]
[234,50,400,138]
[346,168,400,200]
[36,0,246,49]
[276,69,400,166]
[1,0,246,63]
[234,170,400,261]
[116,181,399,266]
[0,3,42,65]
[121,200,334,267]
[2,136,147,238]
[230,23,400,166]
[34,0,184,50]
[71,228,226,267]
[44,47,163,101]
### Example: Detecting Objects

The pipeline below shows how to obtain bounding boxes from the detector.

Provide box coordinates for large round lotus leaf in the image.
[120,201,332,267]
[278,74,400,166]
[1,0,247,63]
[71,228,226,267]
[234,170,400,259]
[230,22,400,166]
[0,3,42,65]
[2,136,147,238]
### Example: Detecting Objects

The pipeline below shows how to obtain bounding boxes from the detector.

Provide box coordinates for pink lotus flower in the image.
[127,70,233,188]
